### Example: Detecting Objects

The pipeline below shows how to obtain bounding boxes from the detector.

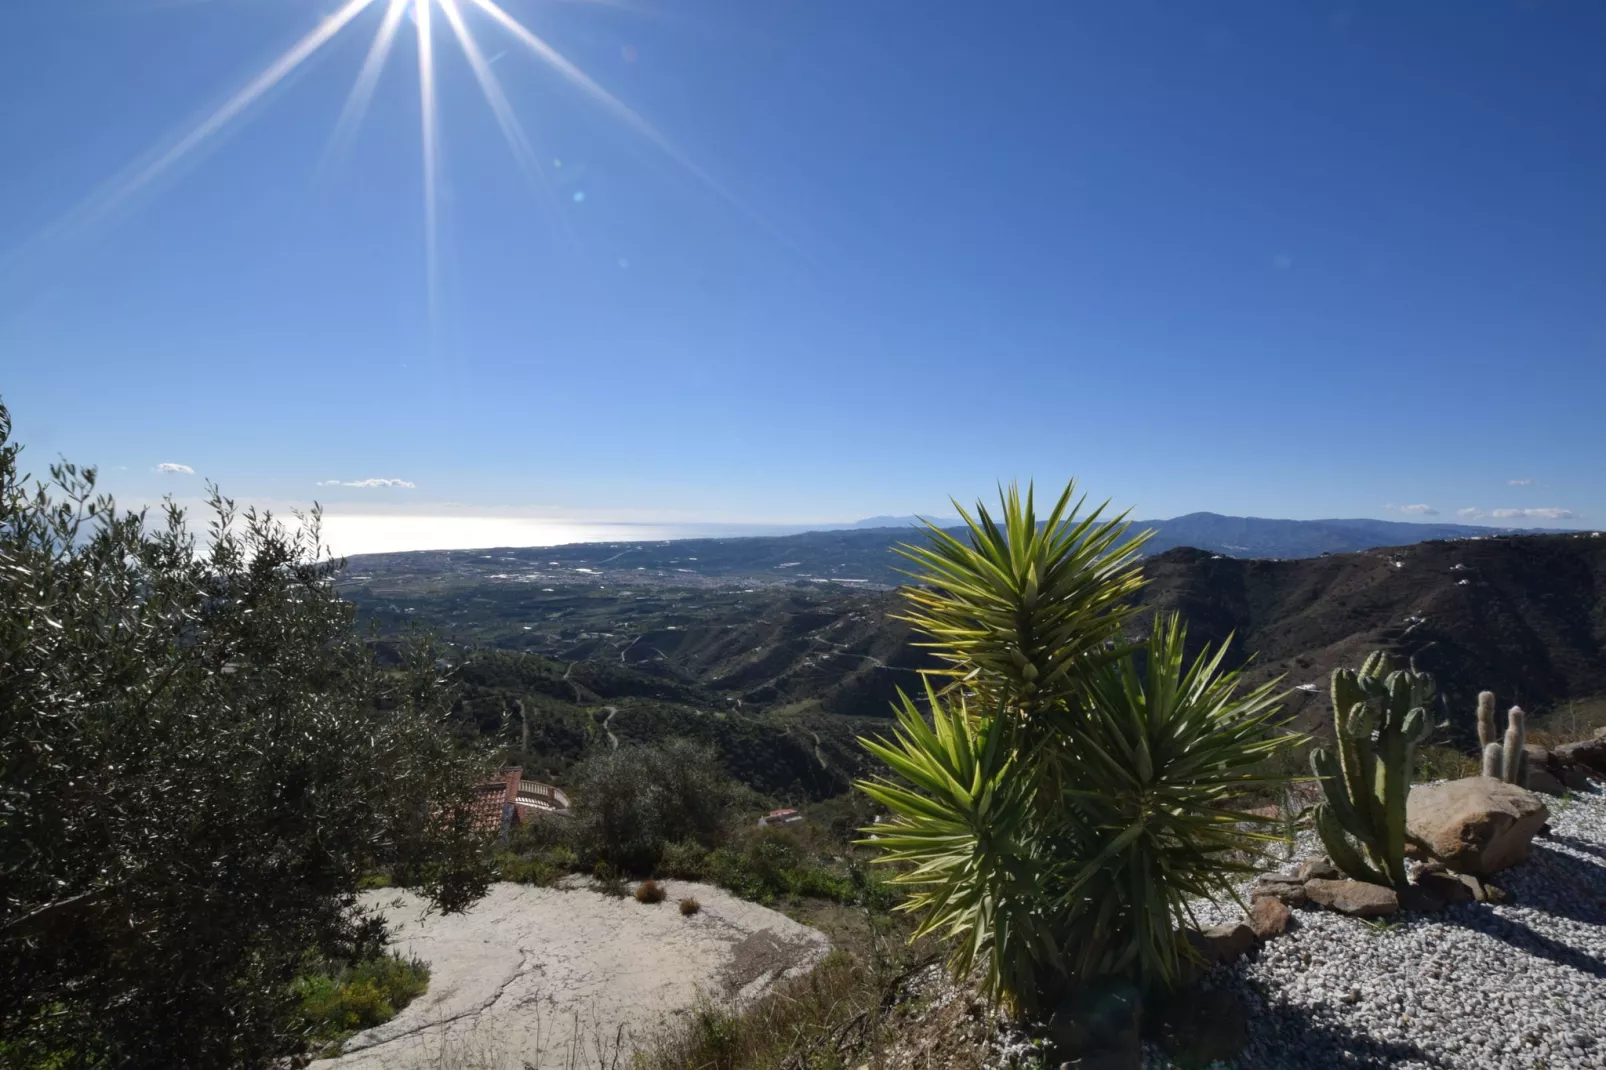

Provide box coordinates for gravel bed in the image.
[1150,788,1606,1069]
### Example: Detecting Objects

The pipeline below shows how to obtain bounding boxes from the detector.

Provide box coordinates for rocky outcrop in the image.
[1406,777,1549,875]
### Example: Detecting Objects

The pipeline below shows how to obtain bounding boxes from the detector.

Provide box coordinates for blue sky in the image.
[2,1,1602,553]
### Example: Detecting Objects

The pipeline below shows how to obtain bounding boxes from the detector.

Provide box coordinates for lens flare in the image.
[12,0,766,300]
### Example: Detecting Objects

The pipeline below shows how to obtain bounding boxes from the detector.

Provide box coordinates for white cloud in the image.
[316,478,417,489]
[1459,506,1575,522]
[1399,504,1438,515]
[1508,478,1533,486]
[155,462,195,474]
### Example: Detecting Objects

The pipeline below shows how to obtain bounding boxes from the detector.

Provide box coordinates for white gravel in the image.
[1156,787,1606,1069]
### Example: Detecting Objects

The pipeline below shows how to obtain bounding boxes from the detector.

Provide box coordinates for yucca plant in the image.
[858,683,1064,1009]
[895,482,1150,711]
[857,482,1298,1017]
[1052,614,1294,988]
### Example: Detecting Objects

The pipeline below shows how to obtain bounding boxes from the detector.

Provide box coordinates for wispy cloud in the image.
[1459,506,1575,521]
[316,478,417,488]
[156,462,195,474]
[1385,503,1438,516]
[1508,478,1533,486]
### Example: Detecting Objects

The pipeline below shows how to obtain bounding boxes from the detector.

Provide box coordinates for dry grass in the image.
[679,897,701,916]
[634,879,667,904]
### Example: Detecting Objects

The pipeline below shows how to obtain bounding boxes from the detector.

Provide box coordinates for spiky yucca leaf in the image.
[1051,612,1300,989]
[855,683,1062,1014]
[895,481,1150,709]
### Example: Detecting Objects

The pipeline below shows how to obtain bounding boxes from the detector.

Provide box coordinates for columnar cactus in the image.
[1476,691,1498,751]
[1310,652,1436,888]
[1474,692,1528,786]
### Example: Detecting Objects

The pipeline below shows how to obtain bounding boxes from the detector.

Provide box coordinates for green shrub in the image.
[0,401,489,1069]
[570,740,739,874]
[494,853,559,886]
[296,953,429,1049]
[658,839,709,880]
[858,483,1299,1015]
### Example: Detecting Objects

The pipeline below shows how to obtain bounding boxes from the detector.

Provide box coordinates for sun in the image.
[43,0,714,316]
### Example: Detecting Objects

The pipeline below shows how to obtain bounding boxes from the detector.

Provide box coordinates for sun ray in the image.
[437,0,562,218]
[416,0,442,319]
[465,0,707,185]
[323,0,412,176]
[94,0,378,222]
[465,0,794,249]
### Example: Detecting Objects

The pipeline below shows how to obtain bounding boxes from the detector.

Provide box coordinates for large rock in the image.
[1188,921,1258,964]
[1556,738,1606,776]
[1249,875,1309,907]
[1406,777,1549,875]
[1249,895,1293,938]
[1304,878,1400,917]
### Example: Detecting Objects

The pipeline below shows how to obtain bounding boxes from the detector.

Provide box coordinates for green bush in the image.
[858,483,1299,1015]
[570,740,740,874]
[296,953,429,1049]
[0,401,490,1069]
[658,839,709,880]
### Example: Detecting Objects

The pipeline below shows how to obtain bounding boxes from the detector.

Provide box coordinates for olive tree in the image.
[0,402,492,1068]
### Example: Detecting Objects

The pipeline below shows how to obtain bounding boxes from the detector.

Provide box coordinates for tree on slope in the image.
[0,401,492,1069]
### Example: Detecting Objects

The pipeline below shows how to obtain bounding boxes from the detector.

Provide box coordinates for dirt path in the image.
[330,880,828,1070]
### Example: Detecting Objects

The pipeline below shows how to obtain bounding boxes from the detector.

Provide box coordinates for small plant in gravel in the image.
[679,897,701,916]
[635,879,667,904]
[1310,652,1435,889]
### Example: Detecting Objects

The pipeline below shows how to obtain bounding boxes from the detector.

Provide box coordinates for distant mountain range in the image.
[345,511,1575,592]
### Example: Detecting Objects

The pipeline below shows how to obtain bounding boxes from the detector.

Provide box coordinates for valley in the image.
[342,526,1606,800]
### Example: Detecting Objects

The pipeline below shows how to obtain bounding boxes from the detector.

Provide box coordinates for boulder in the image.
[1556,738,1606,776]
[1304,878,1400,917]
[1527,768,1567,796]
[1406,777,1549,875]
[1249,875,1309,907]
[1249,895,1293,938]
[1594,726,1606,741]
[1188,921,1258,964]
[1524,744,1553,771]
[1297,856,1341,882]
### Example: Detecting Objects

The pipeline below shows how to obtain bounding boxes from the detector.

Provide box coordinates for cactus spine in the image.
[1310,651,1435,889]
[1474,693,1528,786]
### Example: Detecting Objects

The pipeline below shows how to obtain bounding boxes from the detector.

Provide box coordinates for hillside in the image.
[344,530,1606,796]
[1135,532,1606,737]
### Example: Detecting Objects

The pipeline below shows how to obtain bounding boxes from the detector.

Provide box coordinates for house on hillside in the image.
[758,808,803,829]
[469,767,572,837]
